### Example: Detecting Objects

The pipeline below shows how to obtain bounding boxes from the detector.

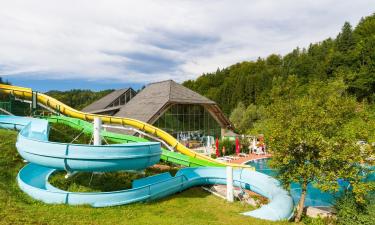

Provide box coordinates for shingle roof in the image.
[82,88,131,113]
[168,80,215,104]
[114,80,232,129]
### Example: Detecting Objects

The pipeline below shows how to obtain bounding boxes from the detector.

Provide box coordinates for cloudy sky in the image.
[0,0,373,91]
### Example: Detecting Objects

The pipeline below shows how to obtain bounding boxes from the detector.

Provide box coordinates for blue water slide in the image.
[0,115,161,171]
[0,115,294,221]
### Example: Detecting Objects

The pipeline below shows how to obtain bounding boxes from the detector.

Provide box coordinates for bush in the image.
[239,136,250,152]
[218,139,236,155]
[302,216,334,225]
[335,192,375,225]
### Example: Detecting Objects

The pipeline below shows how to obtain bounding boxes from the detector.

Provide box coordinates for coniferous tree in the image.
[336,22,355,52]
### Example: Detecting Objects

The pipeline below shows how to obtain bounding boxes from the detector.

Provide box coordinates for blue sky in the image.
[0,0,374,92]
[6,77,143,92]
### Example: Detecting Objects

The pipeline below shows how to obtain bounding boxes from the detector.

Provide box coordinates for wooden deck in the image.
[229,153,272,164]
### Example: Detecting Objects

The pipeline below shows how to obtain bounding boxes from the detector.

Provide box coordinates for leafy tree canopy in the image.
[251,76,374,221]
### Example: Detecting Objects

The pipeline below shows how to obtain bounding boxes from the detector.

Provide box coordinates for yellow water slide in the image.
[0,84,251,169]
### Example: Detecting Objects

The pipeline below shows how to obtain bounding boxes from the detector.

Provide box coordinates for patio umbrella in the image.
[215,138,220,157]
[235,137,240,155]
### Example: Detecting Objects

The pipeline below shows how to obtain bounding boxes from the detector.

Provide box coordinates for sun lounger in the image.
[239,153,248,157]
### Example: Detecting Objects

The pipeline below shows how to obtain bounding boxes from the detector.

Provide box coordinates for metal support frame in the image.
[14,97,59,115]
[226,166,234,202]
[101,124,175,152]
[93,117,102,146]
[0,107,13,115]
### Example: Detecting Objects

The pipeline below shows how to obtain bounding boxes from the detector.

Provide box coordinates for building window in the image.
[108,90,134,108]
[154,104,221,142]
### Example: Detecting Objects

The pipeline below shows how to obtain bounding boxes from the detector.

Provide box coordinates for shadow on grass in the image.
[49,165,181,193]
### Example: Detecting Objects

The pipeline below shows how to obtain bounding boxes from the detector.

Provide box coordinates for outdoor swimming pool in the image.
[246,158,344,207]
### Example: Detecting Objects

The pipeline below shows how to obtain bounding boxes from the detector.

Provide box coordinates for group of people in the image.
[249,136,267,155]
[212,135,267,158]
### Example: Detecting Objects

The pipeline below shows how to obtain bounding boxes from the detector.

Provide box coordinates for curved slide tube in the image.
[0,115,294,221]
[18,164,293,221]
[0,84,250,169]
[0,116,161,172]
[45,115,223,167]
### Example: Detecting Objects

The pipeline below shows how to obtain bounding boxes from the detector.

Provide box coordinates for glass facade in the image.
[108,90,134,108]
[154,104,221,142]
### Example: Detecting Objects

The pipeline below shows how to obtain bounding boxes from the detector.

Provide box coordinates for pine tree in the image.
[336,22,355,52]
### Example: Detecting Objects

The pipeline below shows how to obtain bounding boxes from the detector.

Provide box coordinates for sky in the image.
[0,0,373,92]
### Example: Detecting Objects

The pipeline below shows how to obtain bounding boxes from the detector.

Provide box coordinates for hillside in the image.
[45,89,114,110]
[183,13,375,115]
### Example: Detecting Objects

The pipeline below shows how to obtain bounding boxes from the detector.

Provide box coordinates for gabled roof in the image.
[82,88,132,113]
[168,80,215,104]
[114,80,232,129]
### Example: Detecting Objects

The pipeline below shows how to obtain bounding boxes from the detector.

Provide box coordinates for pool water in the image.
[246,158,345,207]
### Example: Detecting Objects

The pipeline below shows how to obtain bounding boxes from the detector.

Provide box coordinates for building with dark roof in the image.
[84,80,233,139]
[82,88,136,115]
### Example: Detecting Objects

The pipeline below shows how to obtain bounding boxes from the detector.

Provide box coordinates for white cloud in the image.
[0,0,373,83]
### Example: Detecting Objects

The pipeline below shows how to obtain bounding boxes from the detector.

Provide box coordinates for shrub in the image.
[335,192,375,225]
[218,139,236,155]
[302,216,334,225]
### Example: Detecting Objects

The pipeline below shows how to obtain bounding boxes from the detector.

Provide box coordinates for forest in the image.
[45,89,114,110]
[183,14,375,122]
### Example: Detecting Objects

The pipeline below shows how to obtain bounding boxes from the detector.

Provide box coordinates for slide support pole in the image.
[94,117,102,146]
[226,166,234,202]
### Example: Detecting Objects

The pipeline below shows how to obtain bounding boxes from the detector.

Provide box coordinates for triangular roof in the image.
[168,80,215,104]
[82,88,132,112]
[114,80,232,129]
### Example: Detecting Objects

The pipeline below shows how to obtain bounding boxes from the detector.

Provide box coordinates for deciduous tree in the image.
[252,77,374,222]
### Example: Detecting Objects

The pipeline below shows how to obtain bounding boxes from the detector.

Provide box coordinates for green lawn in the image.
[0,129,291,225]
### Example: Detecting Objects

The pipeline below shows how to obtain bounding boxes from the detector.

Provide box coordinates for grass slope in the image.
[0,129,291,225]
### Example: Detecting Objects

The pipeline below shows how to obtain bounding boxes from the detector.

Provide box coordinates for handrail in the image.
[0,84,251,169]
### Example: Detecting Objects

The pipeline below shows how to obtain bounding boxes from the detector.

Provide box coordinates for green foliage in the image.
[230,102,264,133]
[183,13,375,119]
[301,216,335,225]
[218,139,236,155]
[49,167,178,193]
[335,192,375,225]
[251,77,374,221]
[336,22,355,53]
[229,102,246,130]
[49,171,141,192]
[46,89,114,110]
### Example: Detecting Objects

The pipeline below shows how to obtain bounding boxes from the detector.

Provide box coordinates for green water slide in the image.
[45,115,221,167]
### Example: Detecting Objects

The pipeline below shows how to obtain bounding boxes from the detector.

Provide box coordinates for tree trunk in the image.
[295,182,307,222]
